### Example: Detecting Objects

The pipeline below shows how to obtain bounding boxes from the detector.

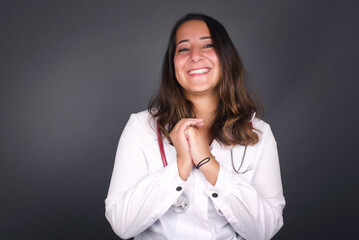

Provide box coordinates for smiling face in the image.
[174,20,221,99]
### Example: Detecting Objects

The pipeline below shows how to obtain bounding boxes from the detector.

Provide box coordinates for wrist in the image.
[195,153,215,168]
[198,158,220,186]
[177,156,194,181]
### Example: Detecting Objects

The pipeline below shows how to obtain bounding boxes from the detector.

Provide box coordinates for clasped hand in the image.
[169,118,213,181]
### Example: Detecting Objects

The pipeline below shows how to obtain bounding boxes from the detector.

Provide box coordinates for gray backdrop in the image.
[1,0,358,239]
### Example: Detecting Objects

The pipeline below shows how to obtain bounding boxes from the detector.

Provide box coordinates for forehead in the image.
[176,20,211,43]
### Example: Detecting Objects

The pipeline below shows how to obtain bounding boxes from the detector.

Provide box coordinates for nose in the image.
[190,46,203,62]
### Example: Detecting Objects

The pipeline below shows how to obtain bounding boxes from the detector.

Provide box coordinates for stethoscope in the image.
[156,113,255,212]
[231,146,254,174]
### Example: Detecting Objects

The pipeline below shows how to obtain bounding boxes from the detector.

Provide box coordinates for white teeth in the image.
[189,68,209,75]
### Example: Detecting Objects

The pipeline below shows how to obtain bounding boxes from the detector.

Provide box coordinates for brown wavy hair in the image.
[148,13,262,146]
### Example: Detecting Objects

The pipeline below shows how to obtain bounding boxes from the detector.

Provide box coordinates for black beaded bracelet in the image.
[196,154,215,169]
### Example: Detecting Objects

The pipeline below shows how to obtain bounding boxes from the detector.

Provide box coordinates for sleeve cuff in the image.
[205,163,234,215]
[206,163,233,195]
[159,159,188,202]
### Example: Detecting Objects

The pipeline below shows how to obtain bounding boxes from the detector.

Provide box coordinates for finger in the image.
[184,125,198,139]
[184,128,189,139]
[176,118,204,132]
[171,118,185,132]
[193,121,204,128]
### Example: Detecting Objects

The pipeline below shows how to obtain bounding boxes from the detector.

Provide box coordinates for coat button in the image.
[212,193,218,198]
[176,186,182,191]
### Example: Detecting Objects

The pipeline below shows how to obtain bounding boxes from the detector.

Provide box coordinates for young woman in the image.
[105,13,285,240]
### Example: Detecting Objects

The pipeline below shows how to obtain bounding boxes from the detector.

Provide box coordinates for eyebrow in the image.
[176,36,212,46]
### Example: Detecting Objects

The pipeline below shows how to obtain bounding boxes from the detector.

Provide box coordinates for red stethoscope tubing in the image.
[157,124,168,167]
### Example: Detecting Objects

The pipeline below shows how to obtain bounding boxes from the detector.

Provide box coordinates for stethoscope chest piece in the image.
[172,195,189,213]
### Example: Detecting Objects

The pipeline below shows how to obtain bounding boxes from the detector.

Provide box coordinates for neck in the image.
[186,93,218,126]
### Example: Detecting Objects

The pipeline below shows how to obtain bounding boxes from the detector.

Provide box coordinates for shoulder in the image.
[129,109,151,121]
[125,110,156,134]
[251,117,270,132]
[251,118,276,147]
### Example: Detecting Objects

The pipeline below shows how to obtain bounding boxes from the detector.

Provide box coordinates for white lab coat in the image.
[105,110,285,240]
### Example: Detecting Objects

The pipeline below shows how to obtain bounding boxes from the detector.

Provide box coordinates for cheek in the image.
[208,52,221,79]
[174,55,186,70]
[208,51,220,65]
[174,56,187,78]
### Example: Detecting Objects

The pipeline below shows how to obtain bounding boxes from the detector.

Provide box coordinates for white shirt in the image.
[105,110,285,240]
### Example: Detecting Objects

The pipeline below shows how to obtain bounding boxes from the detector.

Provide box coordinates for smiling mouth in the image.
[188,67,211,75]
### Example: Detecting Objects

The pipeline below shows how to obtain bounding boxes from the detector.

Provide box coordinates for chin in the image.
[187,87,215,95]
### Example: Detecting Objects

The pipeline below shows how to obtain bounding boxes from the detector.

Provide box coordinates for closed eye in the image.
[203,44,214,49]
[177,48,190,53]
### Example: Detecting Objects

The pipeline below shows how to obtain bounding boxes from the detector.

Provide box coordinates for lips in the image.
[187,67,211,76]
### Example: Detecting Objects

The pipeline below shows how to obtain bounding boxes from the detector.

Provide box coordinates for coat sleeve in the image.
[105,113,186,239]
[207,123,285,240]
